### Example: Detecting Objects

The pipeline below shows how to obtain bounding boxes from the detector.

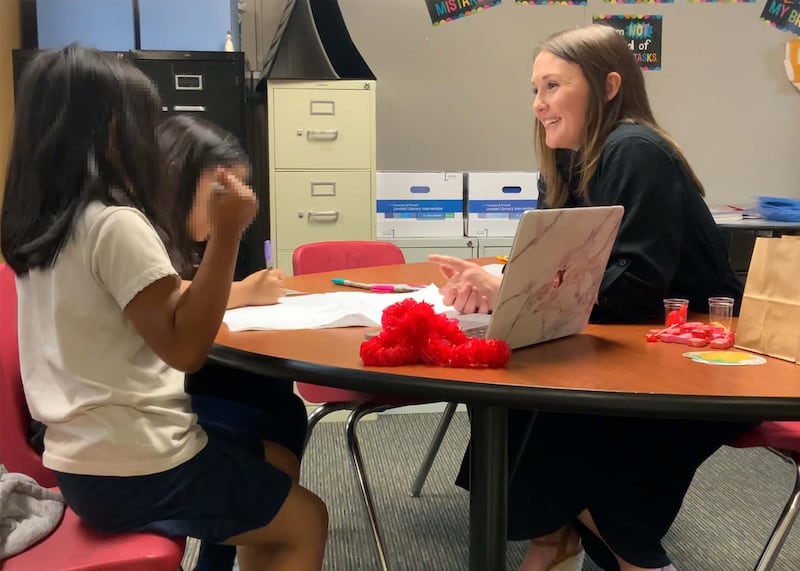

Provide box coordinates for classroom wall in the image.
[338,1,800,207]
[36,0,239,52]
[0,0,21,263]
[139,0,238,51]
[37,0,135,50]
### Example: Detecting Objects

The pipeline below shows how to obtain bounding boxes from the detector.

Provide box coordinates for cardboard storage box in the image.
[376,172,464,238]
[465,172,539,237]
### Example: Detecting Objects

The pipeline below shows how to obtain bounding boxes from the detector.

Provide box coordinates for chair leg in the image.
[409,402,458,497]
[753,452,800,571]
[304,401,361,453]
[346,403,392,571]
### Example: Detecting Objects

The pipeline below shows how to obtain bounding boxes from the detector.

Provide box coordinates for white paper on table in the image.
[223,284,459,332]
[481,263,505,277]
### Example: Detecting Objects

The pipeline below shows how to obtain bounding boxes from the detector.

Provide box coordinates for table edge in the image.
[209,344,800,421]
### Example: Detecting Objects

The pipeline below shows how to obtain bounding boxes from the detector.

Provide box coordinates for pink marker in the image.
[370,284,423,293]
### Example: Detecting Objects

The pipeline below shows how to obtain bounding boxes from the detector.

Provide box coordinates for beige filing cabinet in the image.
[267,79,377,274]
[388,237,477,263]
[478,236,515,259]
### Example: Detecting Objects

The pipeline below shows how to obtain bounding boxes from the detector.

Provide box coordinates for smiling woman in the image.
[428,24,750,571]
[531,51,598,152]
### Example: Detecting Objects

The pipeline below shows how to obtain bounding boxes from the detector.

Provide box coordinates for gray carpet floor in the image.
[258,411,800,571]
[6,410,798,570]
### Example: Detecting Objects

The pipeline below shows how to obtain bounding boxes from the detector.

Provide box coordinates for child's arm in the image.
[124,170,257,372]
[228,268,287,308]
[180,268,287,309]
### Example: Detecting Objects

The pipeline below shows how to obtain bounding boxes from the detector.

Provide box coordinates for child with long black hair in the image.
[1,46,327,571]
[158,114,311,571]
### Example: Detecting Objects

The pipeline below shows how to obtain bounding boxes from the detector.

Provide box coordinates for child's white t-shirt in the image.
[16,201,208,476]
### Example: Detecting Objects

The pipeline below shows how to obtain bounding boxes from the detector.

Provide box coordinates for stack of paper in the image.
[224,262,504,333]
[223,285,452,332]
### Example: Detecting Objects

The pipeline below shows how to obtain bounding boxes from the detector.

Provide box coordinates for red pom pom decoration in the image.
[360,299,511,368]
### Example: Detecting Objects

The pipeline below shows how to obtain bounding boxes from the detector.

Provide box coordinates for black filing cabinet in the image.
[131,51,247,149]
[130,51,263,280]
[15,49,246,149]
[12,49,263,280]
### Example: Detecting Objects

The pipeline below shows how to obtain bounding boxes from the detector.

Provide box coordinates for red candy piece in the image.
[666,309,687,326]
[662,332,694,344]
[707,331,735,349]
[709,336,734,349]
[688,337,709,347]
[643,317,737,351]
[679,321,705,333]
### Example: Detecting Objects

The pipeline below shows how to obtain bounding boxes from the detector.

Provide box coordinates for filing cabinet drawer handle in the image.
[306,129,339,141]
[307,210,340,222]
[173,105,206,112]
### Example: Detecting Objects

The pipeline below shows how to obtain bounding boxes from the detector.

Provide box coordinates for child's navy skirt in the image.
[54,424,292,544]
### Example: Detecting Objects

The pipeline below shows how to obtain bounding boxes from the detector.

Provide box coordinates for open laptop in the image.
[466,206,624,349]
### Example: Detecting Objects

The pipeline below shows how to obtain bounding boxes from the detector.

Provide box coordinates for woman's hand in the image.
[229,268,287,308]
[427,254,502,314]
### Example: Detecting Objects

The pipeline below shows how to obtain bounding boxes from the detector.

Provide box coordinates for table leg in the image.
[470,405,508,571]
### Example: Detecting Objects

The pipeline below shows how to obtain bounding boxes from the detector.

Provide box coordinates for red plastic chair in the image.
[292,240,457,570]
[0,263,185,570]
[728,421,800,571]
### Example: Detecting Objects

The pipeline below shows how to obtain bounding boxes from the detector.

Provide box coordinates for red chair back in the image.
[729,421,800,453]
[292,241,405,404]
[1,267,186,571]
[292,240,406,275]
[0,263,57,487]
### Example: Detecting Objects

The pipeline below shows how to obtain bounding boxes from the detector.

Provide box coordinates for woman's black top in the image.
[537,123,742,323]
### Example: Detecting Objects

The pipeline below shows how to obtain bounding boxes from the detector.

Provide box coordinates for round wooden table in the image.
[212,261,800,571]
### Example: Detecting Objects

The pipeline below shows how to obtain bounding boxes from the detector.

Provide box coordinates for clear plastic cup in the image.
[663,298,689,326]
[708,296,735,331]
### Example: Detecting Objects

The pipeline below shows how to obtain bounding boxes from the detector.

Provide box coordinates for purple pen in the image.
[264,240,273,269]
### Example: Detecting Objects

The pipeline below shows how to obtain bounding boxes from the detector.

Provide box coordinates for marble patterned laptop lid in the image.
[486,206,624,349]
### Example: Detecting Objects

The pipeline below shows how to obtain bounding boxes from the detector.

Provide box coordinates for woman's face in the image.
[187,163,249,241]
[531,50,591,151]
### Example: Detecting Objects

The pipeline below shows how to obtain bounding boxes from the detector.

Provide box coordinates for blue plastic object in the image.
[757,196,800,222]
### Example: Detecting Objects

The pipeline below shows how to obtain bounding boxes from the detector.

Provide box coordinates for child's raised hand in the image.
[240,268,287,306]
[209,168,257,241]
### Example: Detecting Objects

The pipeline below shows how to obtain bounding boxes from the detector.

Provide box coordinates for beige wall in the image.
[340,1,800,206]
[0,0,21,261]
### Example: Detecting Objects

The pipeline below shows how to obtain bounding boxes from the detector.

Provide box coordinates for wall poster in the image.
[760,0,800,35]
[426,0,502,25]
[517,0,587,6]
[593,14,663,70]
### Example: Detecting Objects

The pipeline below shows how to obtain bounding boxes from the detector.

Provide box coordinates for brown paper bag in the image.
[735,236,800,363]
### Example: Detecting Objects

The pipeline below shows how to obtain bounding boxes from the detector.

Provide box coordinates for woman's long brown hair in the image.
[534,25,705,208]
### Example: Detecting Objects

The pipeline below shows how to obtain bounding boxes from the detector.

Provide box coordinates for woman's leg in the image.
[575,510,677,571]
[518,526,583,571]
[501,412,751,571]
[517,511,681,571]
